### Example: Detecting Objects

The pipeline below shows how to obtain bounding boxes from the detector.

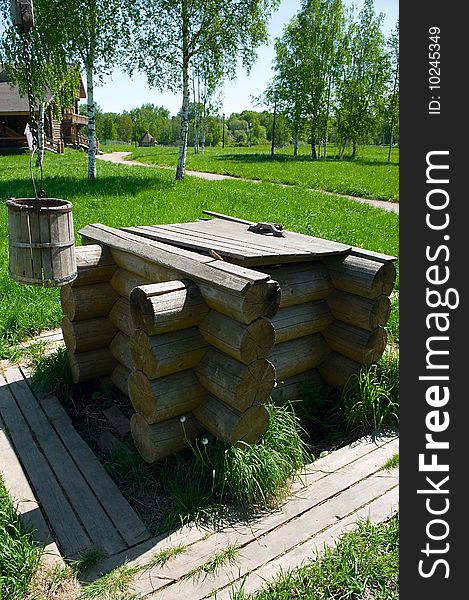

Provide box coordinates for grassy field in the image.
[0,148,398,358]
[129,144,399,202]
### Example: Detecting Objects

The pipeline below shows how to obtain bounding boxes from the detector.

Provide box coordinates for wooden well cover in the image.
[123,218,351,266]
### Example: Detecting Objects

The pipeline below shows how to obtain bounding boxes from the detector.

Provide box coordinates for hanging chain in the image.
[12,0,45,199]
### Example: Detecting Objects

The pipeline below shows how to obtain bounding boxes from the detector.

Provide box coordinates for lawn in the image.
[0,149,398,358]
[129,144,399,202]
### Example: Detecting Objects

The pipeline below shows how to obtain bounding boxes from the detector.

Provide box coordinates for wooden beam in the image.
[130,328,208,379]
[128,370,205,424]
[268,334,330,381]
[131,413,202,463]
[195,349,275,412]
[193,395,269,445]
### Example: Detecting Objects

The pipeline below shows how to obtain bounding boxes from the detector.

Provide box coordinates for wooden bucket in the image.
[7,198,77,287]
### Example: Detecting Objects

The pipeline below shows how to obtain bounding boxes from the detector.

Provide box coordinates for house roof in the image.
[0,72,31,112]
[0,70,86,114]
[139,131,155,143]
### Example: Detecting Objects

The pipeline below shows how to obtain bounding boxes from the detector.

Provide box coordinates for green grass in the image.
[184,543,239,580]
[197,402,310,507]
[158,401,310,532]
[381,453,399,471]
[143,544,187,570]
[0,149,398,358]
[0,146,399,600]
[0,475,43,600]
[128,144,399,201]
[79,563,141,599]
[30,345,74,397]
[340,349,399,436]
[231,513,399,600]
[71,548,106,574]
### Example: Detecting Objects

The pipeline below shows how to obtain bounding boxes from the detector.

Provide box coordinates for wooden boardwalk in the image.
[0,364,150,561]
[84,433,398,599]
[0,343,398,598]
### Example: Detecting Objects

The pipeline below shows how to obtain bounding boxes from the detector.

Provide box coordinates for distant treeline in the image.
[83,103,397,150]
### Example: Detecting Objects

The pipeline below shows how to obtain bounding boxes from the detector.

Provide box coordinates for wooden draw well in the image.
[60,218,397,462]
[7,198,77,287]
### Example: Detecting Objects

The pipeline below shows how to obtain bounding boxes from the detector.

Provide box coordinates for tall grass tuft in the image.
[0,476,42,600]
[30,346,74,398]
[192,402,311,508]
[158,402,311,530]
[79,563,140,599]
[340,350,399,435]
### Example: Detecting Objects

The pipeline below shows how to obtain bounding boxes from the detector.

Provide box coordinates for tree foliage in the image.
[335,0,387,156]
[49,0,128,178]
[125,0,280,178]
[0,0,80,165]
[266,0,394,158]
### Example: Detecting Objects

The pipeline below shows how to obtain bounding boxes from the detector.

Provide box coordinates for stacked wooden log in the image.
[127,280,277,461]
[60,224,397,464]
[252,262,334,403]
[60,245,119,384]
[318,249,396,389]
[61,224,281,462]
[261,250,396,397]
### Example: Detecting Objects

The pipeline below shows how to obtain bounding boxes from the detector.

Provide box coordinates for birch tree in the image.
[269,18,308,157]
[0,0,79,165]
[53,0,126,179]
[193,53,223,155]
[386,21,399,162]
[126,0,280,179]
[268,0,345,160]
[335,0,387,157]
[298,0,345,159]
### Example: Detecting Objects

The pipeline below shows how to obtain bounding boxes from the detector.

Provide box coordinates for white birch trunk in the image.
[176,3,190,181]
[293,135,298,157]
[201,96,206,155]
[176,62,190,180]
[192,72,199,154]
[86,63,97,179]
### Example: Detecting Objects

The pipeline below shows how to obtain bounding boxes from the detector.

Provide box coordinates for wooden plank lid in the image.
[122,218,352,266]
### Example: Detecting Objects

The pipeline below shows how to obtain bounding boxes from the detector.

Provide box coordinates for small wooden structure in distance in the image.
[60,218,397,463]
[138,130,156,147]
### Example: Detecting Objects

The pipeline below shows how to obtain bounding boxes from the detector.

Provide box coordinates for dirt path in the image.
[98,151,399,213]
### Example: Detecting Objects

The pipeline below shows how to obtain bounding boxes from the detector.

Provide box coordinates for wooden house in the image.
[0,70,88,150]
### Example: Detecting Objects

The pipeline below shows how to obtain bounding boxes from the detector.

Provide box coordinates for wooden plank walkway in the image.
[83,432,398,599]
[0,336,398,597]
[0,365,150,560]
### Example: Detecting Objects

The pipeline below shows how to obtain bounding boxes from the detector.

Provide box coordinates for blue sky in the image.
[93,0,398,116]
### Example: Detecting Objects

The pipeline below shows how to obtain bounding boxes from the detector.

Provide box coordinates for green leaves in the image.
[268,0,396,159]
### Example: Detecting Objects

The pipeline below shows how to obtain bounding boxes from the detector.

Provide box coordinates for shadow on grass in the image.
[214,152,398,167]
[0,148,29,156]
[0,172,175,203]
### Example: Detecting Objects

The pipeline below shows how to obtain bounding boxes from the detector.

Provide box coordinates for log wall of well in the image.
[61,230,396,463]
